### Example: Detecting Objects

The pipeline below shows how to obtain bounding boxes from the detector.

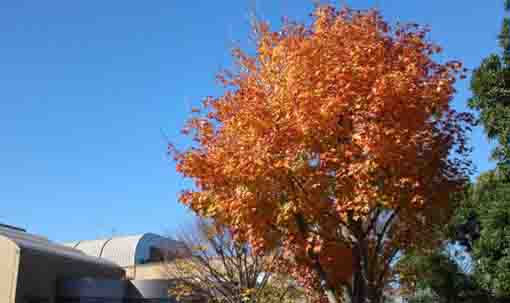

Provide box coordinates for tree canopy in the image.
[172,5,473,303]
[469,0,510,176]
[454,171,510,299]
[455,0,510,298]
[397,247,491,303]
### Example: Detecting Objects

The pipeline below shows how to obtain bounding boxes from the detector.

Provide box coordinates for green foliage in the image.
[462,2,510,298]
[469,2,510,175]
[398,183,510,303]
[452,170,510,300]
[469,179,510,297]
[397,249,489,303]
[406,290,439,303]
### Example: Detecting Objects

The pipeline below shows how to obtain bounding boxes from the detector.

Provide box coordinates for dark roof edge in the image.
[0,223,26,232]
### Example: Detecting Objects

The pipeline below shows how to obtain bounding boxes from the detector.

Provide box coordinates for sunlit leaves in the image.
[172,5,472,303]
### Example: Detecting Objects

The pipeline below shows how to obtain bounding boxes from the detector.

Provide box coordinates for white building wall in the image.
[0,235,20,303]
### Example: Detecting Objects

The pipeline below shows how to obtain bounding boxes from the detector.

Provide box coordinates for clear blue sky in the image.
[0,0,501,242]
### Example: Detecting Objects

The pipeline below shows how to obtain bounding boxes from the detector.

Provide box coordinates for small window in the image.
[149,246,165,263]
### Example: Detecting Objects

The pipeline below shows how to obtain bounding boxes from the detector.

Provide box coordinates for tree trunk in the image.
[351,258,367,303]
[351,266,383,303]
[313,261,339,303]
[367,283,383,303]
[295,214,339,303]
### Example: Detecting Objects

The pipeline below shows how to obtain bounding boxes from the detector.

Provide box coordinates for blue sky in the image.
[0,0,501,242]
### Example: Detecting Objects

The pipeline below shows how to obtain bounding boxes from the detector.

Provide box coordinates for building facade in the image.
[0,224,188,303]
[0,224,124,303]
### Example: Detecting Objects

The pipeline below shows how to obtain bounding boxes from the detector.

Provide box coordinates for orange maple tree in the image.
[171,5,473,303]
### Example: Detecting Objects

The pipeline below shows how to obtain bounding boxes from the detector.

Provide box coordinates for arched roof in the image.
[66,233,181,267]
[69,239,110,258]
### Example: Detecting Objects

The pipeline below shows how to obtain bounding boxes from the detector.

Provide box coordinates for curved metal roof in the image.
[102,234,146,267]
[66,233,181,267]
[0,226,120,269]
[70,239,110,258]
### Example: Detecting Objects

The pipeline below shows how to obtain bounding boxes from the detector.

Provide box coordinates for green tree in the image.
[397,248,491,303]
[454,0,510,298]
[457,172,510,299]
[469,0,510,176]
[401,171,510,302]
